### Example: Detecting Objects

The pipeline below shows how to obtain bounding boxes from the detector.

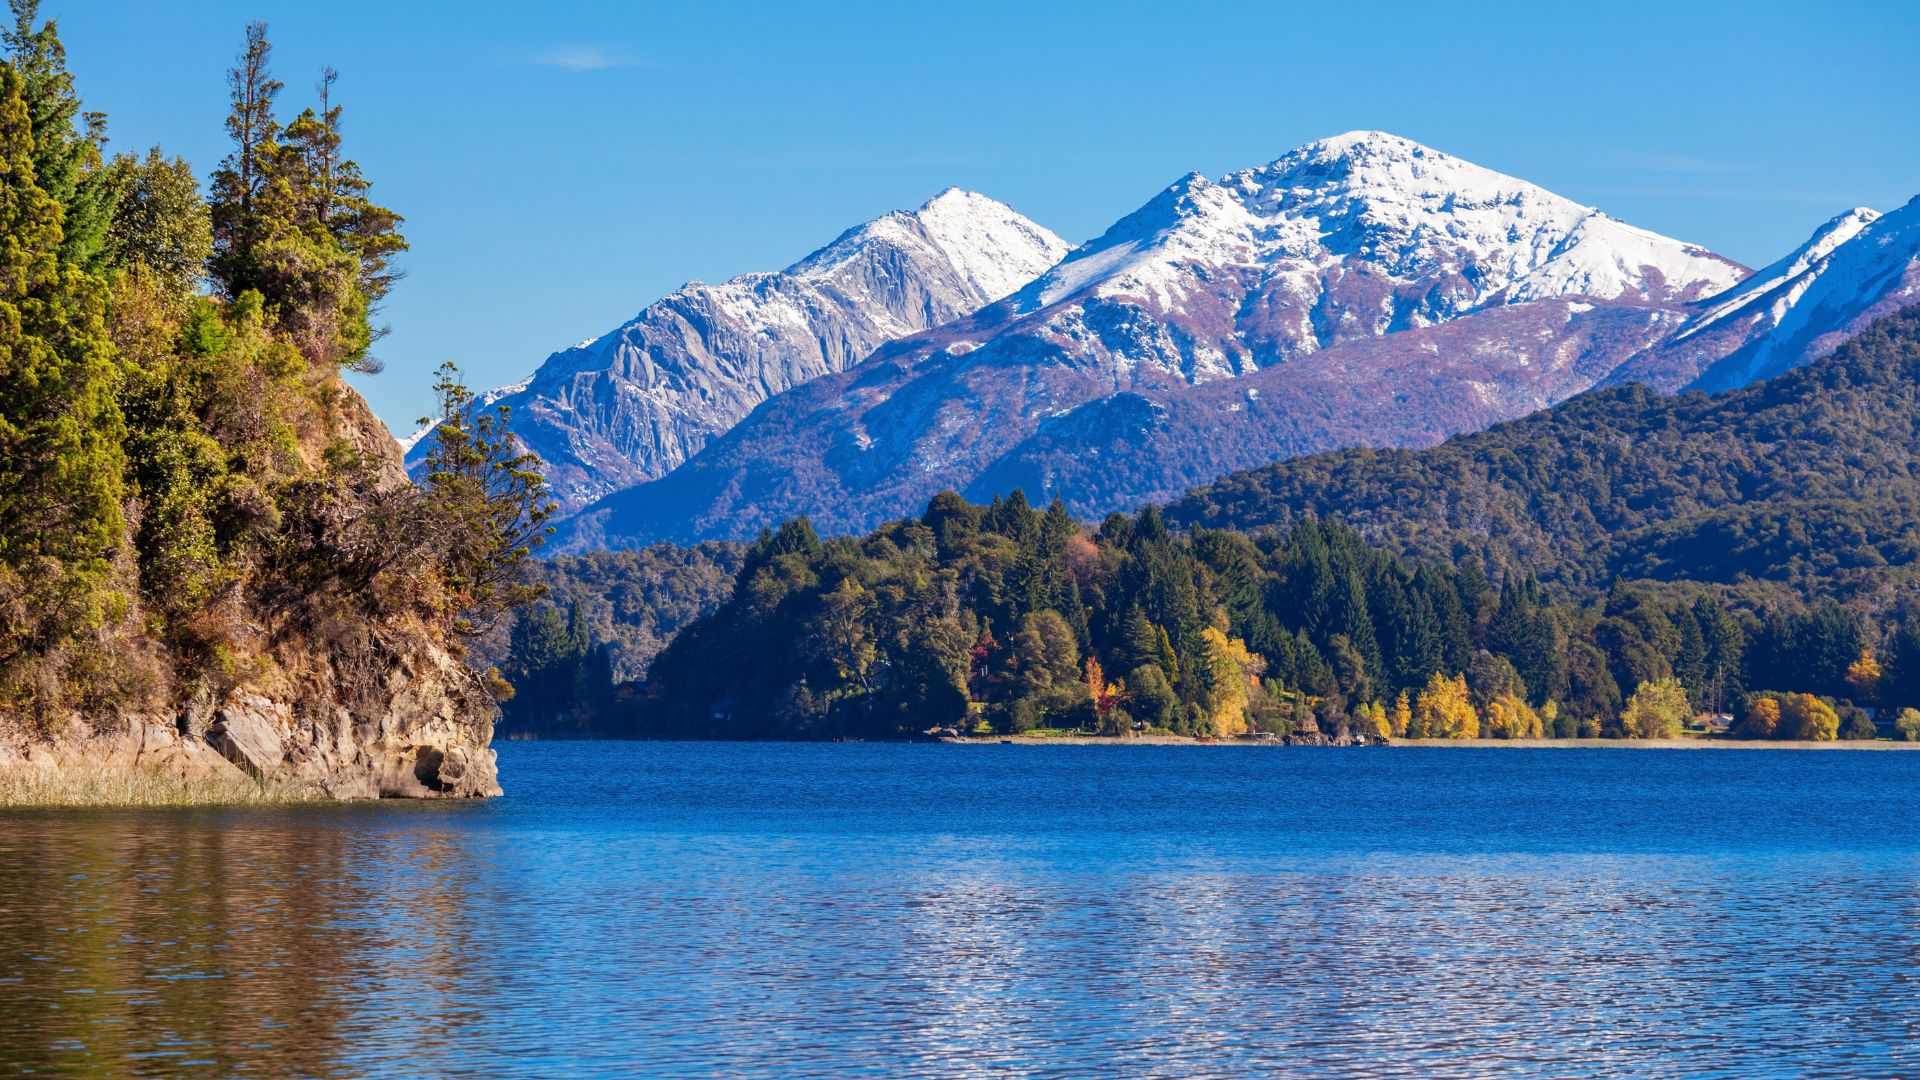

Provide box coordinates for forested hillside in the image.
[628,493,1913,743]
[469,544,742,735]
[0,10,545,797]
[1164,306,1920,610]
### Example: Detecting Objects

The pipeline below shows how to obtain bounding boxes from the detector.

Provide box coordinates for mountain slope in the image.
[412,190,1067,512]
[1162,305,1920,603]
[1605,198,1920,392]
[557,132,1745,546]
[968,297,1685,514]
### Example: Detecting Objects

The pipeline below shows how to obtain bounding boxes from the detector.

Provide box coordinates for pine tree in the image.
[1154,624,1180,687]
[1692,596,1744,713]
[208,24,402,371]
[1880,621,1920,711]
[0,61,125,668]
[1038,496,1075,554]
[1293,630,1335,697]
[4,1,113,269]
[1673,606,1708,706]
[207,21,281,296]
[419,362,554,626]
[275,66,405,357]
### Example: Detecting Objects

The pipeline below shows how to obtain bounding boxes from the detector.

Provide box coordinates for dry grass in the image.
[0,763,318,807]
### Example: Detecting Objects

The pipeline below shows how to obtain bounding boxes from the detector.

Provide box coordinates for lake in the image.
[1,742,1917,1077]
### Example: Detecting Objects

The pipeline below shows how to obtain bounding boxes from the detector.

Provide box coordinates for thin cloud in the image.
[526,46,641,72]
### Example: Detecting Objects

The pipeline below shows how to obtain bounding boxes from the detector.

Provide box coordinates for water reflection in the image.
[0,810,486,1077]
[0,745,1917,1077]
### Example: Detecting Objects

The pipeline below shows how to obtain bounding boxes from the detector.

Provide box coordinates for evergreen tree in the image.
[4,1,113,269]
[273,66,405,365]
[207,21,281,296]
[208,24,403,370]
[0,62,125,672]
[1692,595,1744,713]
[102,148,210,291]
[1880,621,1920,711]
[1120,606,1158,672]
[419,362,554,626]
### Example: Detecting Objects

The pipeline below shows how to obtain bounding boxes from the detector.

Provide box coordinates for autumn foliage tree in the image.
[1620,678,1690,739]
[1779,692,1839,742]
[1736,694,1781,739]
[1483,691,1543,739]
[1413,673,1478,739]
[1845,648,1881,705]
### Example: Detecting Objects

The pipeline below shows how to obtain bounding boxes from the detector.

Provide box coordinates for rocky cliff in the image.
[0,382,501,804]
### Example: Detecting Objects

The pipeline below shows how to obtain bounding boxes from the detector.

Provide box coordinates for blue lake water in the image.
[2,742,1918,1077]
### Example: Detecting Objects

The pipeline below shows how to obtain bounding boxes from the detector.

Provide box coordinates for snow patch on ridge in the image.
[914,188,1073,302]
[1019,130,1745,323]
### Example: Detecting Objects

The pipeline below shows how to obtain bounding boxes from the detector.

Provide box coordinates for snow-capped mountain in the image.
[554,132,1749,547]
[408,189,1068,512]
[1002,129,1742,376]
[1606,198,1920,392]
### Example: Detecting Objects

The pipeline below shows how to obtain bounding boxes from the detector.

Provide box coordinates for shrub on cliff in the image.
[0,13,544,741]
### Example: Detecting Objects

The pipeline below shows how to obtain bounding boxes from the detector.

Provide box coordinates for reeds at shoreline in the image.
[0,763,316,808]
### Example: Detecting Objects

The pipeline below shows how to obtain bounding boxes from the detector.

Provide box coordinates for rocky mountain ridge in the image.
[1605,197,1920,392]
[554,132,1755,545]
[410,189,1068,513]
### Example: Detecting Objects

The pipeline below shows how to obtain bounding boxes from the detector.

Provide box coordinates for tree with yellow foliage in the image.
[1198,625,1261,737]
[1738,695,1780,739]
[1620,677,1690,739]
[1414,672,1479,739]
[1389,690,1412,738]
[1846,648,1882,704]
[1357,700,1389,739]
[1780,692,1839,741]
[1484,691,1543,739]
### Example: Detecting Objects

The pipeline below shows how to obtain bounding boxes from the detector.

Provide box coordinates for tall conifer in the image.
[4,1,112,269]
[0,62,125,652]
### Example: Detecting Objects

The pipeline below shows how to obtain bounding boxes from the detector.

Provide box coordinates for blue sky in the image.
[55,0,1920,432]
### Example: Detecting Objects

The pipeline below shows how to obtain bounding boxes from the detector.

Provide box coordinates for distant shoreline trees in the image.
[603,481,1920,743]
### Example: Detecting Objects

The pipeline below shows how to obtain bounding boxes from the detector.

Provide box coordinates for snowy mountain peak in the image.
[1676,206,1882,345]
[908,189,1071,301]
[1306,128,1414,155]
[418,190,1068,511]
[918,186,984,212]
[1019,131,1745,328]
[788,190,1067,302]
[1667,195,1920,390]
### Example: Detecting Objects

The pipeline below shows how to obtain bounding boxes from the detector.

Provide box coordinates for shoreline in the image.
[957,735,1920,750]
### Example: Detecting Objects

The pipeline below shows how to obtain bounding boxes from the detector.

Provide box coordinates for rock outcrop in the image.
[0,382,503,805]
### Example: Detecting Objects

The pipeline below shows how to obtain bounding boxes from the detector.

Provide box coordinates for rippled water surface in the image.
[3,743,1919,1077]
